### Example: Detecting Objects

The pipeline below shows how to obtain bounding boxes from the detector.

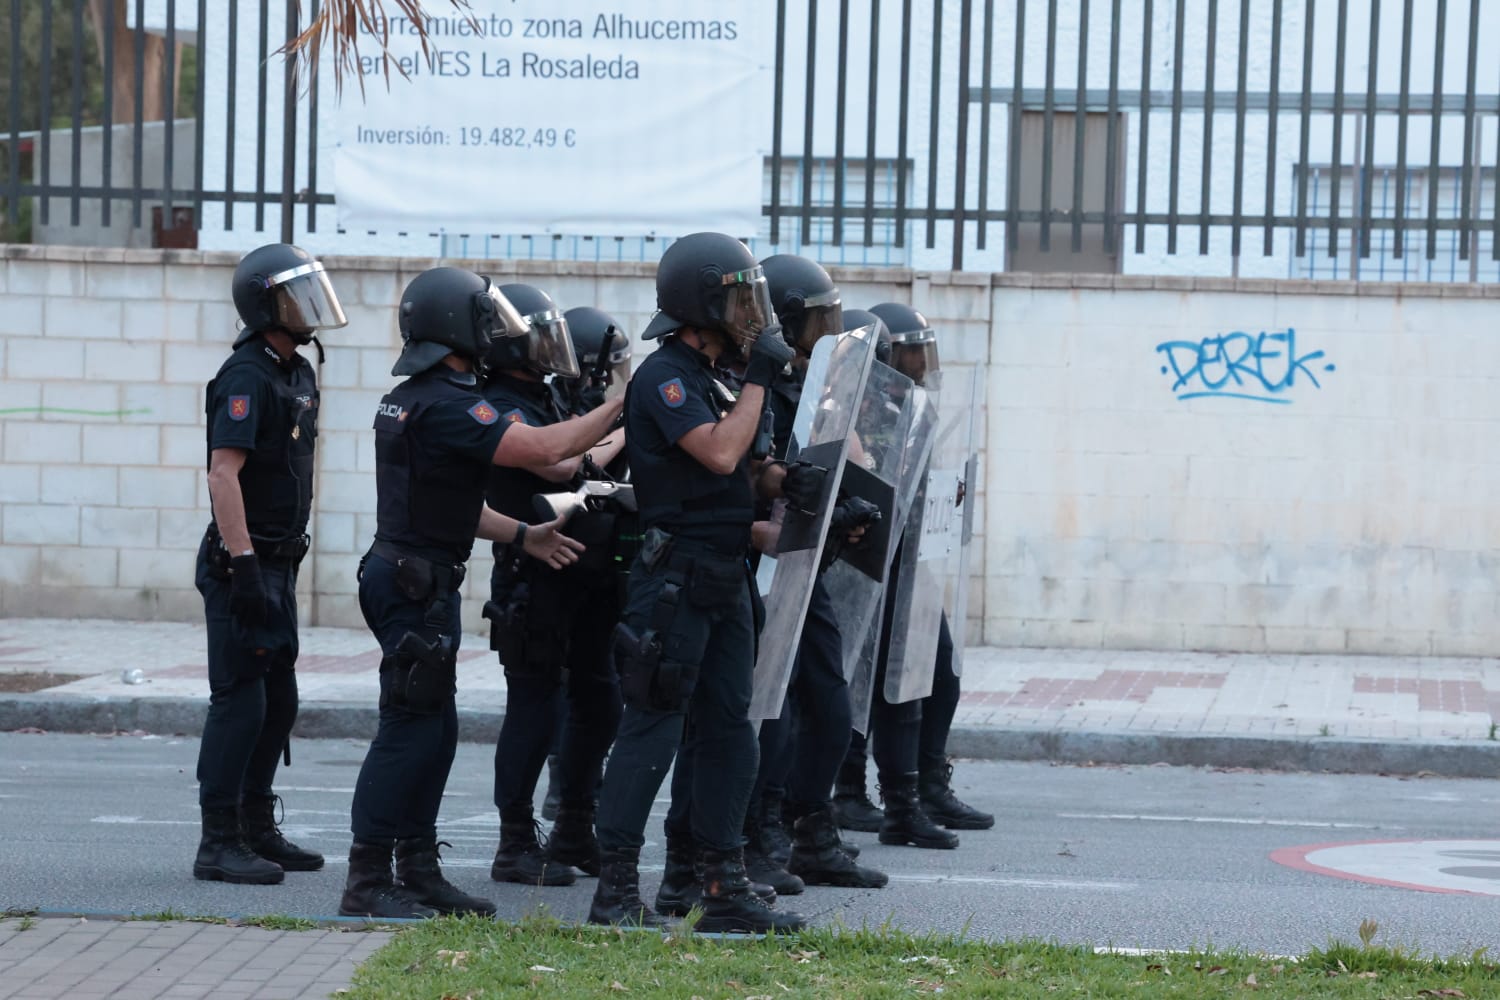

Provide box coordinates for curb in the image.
[5,694,1500,779]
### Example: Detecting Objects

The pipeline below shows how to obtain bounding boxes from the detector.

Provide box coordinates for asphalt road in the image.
[2,731,1497,955]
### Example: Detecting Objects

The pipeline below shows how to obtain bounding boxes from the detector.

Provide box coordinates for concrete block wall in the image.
[2,245,1497,655]
[979,274,1500,656]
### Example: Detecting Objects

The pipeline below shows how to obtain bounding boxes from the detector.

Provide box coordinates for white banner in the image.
[333,1,771,236]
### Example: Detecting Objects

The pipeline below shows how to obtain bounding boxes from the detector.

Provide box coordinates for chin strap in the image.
[309,335,326,365]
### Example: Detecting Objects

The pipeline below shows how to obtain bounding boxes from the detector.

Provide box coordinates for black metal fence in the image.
[3,0,1498,275]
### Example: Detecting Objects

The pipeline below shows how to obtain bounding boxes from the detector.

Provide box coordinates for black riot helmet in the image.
[485,283,581,378]
[393,267,529,377]
[760,254,842,356]
[870,302,940,388]
[842,308,892,365]
[640,232,774,361]
[231,242,347,346]
[564,306,633,386]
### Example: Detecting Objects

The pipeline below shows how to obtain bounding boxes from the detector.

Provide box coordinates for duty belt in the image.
[368,540,467,593]
[205,523,309,564]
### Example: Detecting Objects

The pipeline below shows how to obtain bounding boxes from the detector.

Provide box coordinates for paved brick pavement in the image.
[0,916,389,1000]
[3,617,1500,744]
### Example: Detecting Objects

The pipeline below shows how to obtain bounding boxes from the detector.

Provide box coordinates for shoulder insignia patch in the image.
[468,401,499,425]
[504,408,527,425]
[658,377,687,409]
[228,395,251,421]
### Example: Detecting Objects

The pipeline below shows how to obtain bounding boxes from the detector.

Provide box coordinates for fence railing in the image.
[4,0,1498,276]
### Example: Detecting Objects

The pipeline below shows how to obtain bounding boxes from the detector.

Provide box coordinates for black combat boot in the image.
[193,807,284,885]
[540,754,562,823]
[743,804,805,897]
[832,756,885,833]
[760,791,793,865]
[654,835,703,916]
[241,795,324,872]
[395,837,497,917]
[697,848,807,935]
[490,819,576,886]
[588,846,667,927]
[920,760,996,830]
[787,807,889,888]
[657,835,777,916]
[878,773,959,849]
[339,840,438,919]
[547,805,601,877]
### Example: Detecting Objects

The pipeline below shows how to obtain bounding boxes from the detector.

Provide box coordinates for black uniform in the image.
[195,335,317,813]
[593,338,759,856]
[349,368,510,846]
[484,374,622,832]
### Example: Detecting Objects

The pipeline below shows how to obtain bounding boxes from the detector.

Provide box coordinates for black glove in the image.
[827,496,883,540]
[228,553,269,627]
[781,461,828,514]
[743,324,795,388]
[577,382,608,413]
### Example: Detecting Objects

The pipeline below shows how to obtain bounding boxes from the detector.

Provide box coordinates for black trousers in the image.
[847,606,958,783]
[595,550,759,854]
[492,563,622,820]
[349,553,462,844]
[751,578,853,815]
[194,534,301,811]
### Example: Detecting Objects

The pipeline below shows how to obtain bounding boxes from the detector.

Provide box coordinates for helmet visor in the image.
[478,284,532,346]
[890,340,940,388]
[719,266,775,346]
[794,288,843,354]
[525,307,581,378]
[267,262,348,332]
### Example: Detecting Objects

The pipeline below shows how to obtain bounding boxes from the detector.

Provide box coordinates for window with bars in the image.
[1291,164,1499,283]
[435,155,914,266]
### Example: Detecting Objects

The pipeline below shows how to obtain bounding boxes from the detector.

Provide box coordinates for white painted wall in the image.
[2,248,1496,654]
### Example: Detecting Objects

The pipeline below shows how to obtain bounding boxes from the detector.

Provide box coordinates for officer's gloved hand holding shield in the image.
[779,460,828,514]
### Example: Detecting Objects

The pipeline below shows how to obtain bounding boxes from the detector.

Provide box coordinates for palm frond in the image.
[278,0,477,98]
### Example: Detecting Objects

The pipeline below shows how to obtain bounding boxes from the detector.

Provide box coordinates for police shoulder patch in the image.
[468,401,499,425]
[228,395,251,422]
[504,408,527,425]
[658,377,687,409]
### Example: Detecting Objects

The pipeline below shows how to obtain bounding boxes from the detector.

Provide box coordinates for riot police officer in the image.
[483,285,628,888]
[534,305,634,824]
[833,302,994,844]
[340,267,624,919]
[194,243,347,885]
[744,255,888,893]
[587,232,805,933]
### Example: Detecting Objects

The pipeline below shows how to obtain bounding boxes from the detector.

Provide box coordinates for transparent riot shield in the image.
[883,364,982,704]
[826,366,937,735]
[948,367,984,675]
[749,327,878,722]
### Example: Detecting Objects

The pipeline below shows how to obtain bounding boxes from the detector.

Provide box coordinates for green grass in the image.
[342,912,1500,999]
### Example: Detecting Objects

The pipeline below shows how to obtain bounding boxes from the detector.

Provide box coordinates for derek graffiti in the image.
[1155,327,1336,404]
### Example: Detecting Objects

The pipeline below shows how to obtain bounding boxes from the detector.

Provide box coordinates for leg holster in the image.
[612,538,745,714]
[380,637,456,715]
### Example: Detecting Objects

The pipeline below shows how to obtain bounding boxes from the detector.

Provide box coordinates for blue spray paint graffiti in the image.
[1156,328,1335,404]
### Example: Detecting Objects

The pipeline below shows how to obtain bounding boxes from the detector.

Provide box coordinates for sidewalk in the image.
[0,915,389,1000]
[4,617,1500,777]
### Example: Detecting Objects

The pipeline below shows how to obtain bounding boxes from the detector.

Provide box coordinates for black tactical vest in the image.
[483,373,565,521]
[628,347,754,547]
[205,341,318,542]
[372,371,490,564]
